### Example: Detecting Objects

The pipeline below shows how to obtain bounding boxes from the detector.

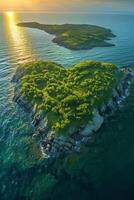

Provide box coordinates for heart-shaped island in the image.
[13,60,133,158]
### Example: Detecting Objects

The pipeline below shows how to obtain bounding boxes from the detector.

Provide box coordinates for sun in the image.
[5,11,14,17]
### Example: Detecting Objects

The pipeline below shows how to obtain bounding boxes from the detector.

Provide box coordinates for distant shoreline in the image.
[17,22,116,50]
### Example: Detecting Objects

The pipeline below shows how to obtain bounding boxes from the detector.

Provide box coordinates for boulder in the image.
[80,109,104,136]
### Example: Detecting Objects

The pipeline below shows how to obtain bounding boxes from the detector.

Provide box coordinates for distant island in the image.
[13,60,133,158]
[17,22,116,50]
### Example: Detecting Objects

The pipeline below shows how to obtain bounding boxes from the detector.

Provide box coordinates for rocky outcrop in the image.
[12,67,134,159]
[33,109,104,158]
[80,109,104,136]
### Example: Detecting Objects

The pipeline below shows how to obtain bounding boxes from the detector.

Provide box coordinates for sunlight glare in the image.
[3,12,35,64]
[5,11,14,17]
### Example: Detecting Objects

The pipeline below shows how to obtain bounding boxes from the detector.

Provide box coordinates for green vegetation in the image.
[18,22,115,50]
[16,60,123,135]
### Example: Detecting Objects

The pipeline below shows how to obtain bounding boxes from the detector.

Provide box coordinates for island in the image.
[17,22,116,50]
[13,60,133,158]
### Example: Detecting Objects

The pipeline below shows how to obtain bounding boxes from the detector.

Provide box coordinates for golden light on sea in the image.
[5,11,14,17]
[3,12,35,63]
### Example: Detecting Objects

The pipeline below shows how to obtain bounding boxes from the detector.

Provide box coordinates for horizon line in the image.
[1,10,134,14]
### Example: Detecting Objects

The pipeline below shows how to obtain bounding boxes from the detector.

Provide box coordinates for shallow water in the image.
[0,12,134,199]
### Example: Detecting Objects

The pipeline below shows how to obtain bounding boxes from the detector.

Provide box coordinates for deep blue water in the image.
[0,13,134,199]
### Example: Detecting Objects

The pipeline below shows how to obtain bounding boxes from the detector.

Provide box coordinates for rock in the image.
[112,89,119,98]
[75,141,81,147]
[69,138,75,144]
[107,99,114,109]
[46,144,51,149]
[117,83,123,95]
[80,109,104,136]
[64,146,71,152]
[100,104,106,114]
[74,146,81,152]
[51,147,57,154]
[65,142,72,148]
[82,136,92,143]
[53,143,59,148]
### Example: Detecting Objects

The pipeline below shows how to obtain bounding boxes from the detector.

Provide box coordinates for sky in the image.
[0,0,134,13]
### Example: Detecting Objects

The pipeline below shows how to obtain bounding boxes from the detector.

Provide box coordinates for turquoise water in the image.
[0,13,134,199]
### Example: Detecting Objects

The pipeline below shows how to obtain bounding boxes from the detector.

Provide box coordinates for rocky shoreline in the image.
[13,67,134,159]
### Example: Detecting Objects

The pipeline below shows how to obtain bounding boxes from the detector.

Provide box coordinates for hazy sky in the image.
[0,0,134,13]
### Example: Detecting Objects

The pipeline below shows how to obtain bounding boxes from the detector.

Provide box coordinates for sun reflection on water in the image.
[4,12,35,63]
[5,11,14,17]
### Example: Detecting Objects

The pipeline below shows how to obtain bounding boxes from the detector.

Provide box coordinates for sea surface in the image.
[0,12,134,200]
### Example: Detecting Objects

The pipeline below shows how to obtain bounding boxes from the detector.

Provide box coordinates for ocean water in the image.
[0,12,134,199]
